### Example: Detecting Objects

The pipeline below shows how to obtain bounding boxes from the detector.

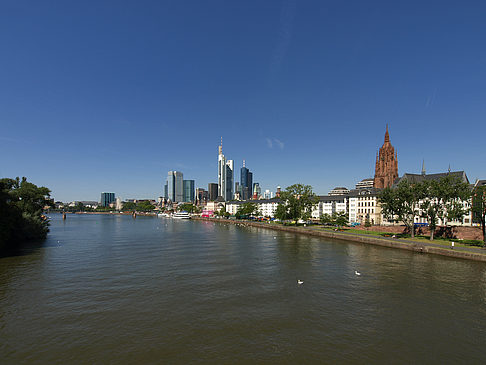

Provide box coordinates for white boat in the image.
[157,212,171,218]
[173,211,191,219]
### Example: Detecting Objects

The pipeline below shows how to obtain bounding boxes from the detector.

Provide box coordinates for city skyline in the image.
[1,1,485,202]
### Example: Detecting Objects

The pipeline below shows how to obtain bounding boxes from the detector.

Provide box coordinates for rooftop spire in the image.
[384,124,390,143]
[218,137,223,155]
[243,159,246,167]
[421,159,426,176]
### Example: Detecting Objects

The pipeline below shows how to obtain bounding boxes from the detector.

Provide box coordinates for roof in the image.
[474,180,486,188]
[319,195,348,202]
[394,171,469,186]
[347,188,383,197]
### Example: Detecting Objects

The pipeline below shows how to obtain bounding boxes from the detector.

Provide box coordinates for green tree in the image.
[319,213,332,225]
[235,202,258,219]
[0,177,52,252]
[421,175,471,240]
[472,185,486,245]
[379,179,424,238]
[275,184,318,224]
[177,203,200,214]
[333,211,349,227]
[136,201,155,212]
[122,201,136,211]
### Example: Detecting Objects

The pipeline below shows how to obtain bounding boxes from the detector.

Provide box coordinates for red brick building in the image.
[374,125,398,188]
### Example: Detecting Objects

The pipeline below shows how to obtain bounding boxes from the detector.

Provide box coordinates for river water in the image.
[1,214,486,364]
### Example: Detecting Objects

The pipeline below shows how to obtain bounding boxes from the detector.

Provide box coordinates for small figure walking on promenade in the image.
[451,241,455,250]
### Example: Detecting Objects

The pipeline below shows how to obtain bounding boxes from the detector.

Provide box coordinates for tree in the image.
[122,201,136,211]
[177,203,200,214]
[472,185,486,245]
[136,201,155,212]
[333,211,349,227]
[319,213,332,225]
[235,202,258,219]
[275,184,318,224]
[0,177,52,252]
[421,175,471,240]
[379,179,424,238]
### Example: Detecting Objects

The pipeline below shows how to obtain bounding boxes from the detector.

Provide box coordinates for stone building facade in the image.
[374,125,398,188]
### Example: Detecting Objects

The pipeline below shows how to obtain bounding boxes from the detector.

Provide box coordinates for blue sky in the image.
[1,0,485,202]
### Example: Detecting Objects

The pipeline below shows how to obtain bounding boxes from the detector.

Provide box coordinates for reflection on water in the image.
[1,214,486,363]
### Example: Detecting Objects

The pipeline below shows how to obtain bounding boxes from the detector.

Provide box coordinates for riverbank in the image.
[194,217,486,263]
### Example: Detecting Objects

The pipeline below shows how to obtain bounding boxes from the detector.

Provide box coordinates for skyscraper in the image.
[183,180,195,202]
[217,138,234,201]
[166,171,184,202]
[374,125,398,188]
[208,183,218,201]
[240,160,253,200]
[100,192,115,207]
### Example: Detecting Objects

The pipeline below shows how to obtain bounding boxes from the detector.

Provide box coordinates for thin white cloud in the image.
[266,137,285,150]
[270,0,296,74]
[274,138,285,150]
[425,88,437,108]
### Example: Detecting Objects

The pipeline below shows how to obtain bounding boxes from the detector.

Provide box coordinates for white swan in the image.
[355,271,361,276]
[297,280,304,285]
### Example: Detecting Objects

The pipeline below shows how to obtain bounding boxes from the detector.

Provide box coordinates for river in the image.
[1,214,486,363]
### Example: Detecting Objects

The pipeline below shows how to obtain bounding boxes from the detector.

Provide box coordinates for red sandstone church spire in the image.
[374,124,398,188]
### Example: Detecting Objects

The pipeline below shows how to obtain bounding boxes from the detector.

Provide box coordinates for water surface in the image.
[1,214,486,364]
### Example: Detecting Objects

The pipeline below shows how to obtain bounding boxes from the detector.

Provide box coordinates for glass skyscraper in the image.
[166,171,184,202]
[183,180,195,202]
[240,161,253,200]
[100,192,115,207]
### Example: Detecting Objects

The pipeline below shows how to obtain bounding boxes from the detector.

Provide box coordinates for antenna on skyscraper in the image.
[243,159,246,167]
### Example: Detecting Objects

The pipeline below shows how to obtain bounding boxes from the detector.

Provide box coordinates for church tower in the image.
[374,125,398,188]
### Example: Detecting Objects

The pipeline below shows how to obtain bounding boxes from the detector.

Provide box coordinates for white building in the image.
[348,188,382,225]
[311,195,348,219]
[225,199,281,218]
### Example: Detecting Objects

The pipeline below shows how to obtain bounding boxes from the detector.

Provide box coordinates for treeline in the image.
[380,175,486,243]
[0,177,52,252]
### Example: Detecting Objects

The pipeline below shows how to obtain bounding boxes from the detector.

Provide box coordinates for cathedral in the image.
[374,125,398,188]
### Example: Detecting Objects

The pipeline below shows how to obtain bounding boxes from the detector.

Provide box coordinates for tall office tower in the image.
[183,180,195,202]
[167,171,184,202]
[101,192,115,207]
[234,182,240,200]
[217,138,234,201]
[240,160,253,200]
[196,188,208,205]
[253,183,261,199]
[208,183,218,201]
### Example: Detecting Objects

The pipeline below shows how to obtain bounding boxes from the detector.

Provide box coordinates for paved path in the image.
[308,226,486,255]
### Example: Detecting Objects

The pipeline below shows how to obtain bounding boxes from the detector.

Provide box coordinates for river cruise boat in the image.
[173,211,191,219]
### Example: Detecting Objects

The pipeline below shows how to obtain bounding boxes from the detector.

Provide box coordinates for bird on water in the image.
[297,280,304,285]
[355,271,361,276]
